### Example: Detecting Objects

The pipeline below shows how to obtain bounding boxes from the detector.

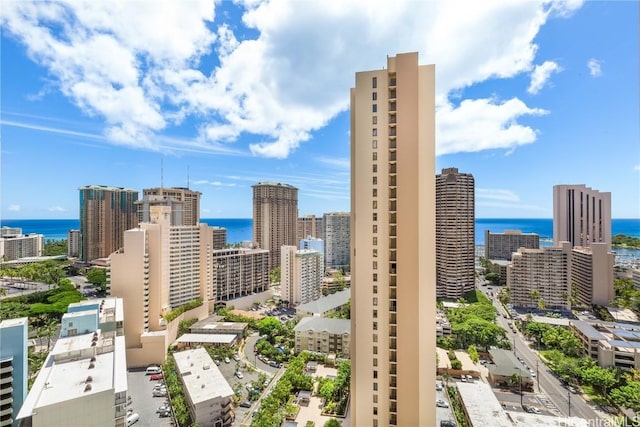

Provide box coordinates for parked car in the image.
[156,404,170,413]
[435,381,443,391]
[145,366,161,375]
[268,360,281,368]
[239,401,252,408]
[440,421,456,427]
[214,359,221,365]
[150,373,163,381]
[235,371,243,379]
[233,354,240,361]
[126,413,140,426]
[158,409,171,418]
[436,399,449,408]
[153,390,167,397]
[224,357,231,364]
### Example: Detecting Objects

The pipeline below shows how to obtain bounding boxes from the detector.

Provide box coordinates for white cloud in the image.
[437,98,548,155]
[1,0,584,158]
[8,204,21,212]
[476,188,520,202]
[528,60,562,94]
[634,164,640,172]
[587,58,603,77]
[315,156,350,171]
[48,206,66,212]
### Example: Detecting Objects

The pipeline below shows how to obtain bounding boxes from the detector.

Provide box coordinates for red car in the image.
[150,373,163,380]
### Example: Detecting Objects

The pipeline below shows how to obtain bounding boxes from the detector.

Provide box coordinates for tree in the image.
[498,287,511,305]
[529,290,540,308]
[269,267,281,285]
[451,359,462,370]
[581,366,617,396]
[257,317,282,339]
[43,239,67,256]
[467,345,479,364]
[86,268,107,292]
[485,272,500,284]
[323,420,342,427]
[609,381,640,412]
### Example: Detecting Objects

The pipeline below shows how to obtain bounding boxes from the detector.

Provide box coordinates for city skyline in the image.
[1,1,639,220]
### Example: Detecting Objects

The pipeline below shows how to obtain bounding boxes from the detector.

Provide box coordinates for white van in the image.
[145,366,161,375]
[126,413,139,426]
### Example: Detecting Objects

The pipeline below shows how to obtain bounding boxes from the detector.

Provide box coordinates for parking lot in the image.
[127,368,173,427]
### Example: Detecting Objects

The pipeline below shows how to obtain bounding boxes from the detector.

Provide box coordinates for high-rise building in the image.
[0,317,28,427]
[553,184,611,250]
[350,52,436,426]
[484,230,539,261]
[323,212,350,272]
[0,228,43,261]
[211,226,227,250]
[212,247,269,302]
[281,246,323,306]
[17,298,128,427]
[79,185,138,262]
[109,205,213,366]
[141,187,202,226]
[252,182,298,270]
[297,215,323,241]
[436,167,475,299]
[571,243,614,307]
[67,229,81,258]
[507,243,572,310]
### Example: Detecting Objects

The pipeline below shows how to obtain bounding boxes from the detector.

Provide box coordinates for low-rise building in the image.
[295,289,350,318]
[17,298,128,427]
[436,310,451,337]
[294,317,351,358]
[569,320,640,371]
[486,349,534,390]
[173,348,234,427]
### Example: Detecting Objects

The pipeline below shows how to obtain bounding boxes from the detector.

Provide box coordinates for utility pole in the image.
[536,360,540,392]
[568,389,571,417]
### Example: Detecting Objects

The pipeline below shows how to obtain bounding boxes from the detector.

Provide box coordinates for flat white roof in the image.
[456,382,512,427]
[175,333,235,344]
[506,411,588,426]
[173,348,234,405]
[18,332,127,418]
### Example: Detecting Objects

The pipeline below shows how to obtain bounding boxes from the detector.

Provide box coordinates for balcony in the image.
[0,406,12,417]
[389,77,396,87]
[0,365,12,375]
[0,395,12,406]
[0,376,12,386]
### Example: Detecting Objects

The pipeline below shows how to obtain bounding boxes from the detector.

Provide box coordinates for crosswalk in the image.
[537,394,560,414]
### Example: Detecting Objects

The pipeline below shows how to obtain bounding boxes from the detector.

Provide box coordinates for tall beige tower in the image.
[436,167,475,299]
[252,182,298,270]
[141,187,202,226]
[553,184,611,250]
[351,52,436,427]
[79,185,138,262]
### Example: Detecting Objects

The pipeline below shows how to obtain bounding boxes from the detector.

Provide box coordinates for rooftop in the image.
[570,320,608,340]
[296,289,350,315]
[487,349,533,379]
[456,382,512,427]
[174,333,236,345]
[293,317,350,335]
[173,348,234,405]
[190,317,248,332]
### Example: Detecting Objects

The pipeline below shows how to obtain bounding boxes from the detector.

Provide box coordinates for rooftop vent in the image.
[91,342,96,347]
[88,363,95,369]
[90,356,96,362]
[85,376,93,383]
[201,384,205,389]
[84,384,92,392]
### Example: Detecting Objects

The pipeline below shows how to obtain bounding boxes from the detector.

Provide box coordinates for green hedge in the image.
[163,299,203,322]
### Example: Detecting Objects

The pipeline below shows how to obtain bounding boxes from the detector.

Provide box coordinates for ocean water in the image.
[1,218,638,245]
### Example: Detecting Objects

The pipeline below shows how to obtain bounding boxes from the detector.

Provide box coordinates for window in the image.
[372,128,377,136]
[373,177,377,185]
[373,261,377,270]
[372,92,377,101]
[372,164,377,173]
[373,358,378,367]
[373,370,378,379]
[373,407,378,415]
[373,382,378,390]
[373,213,377,221]
[373,285,377,294]
[373,237,377,245]
[373,394,378,403]
[373,104,377,113]
[372,116,377,125]
[372,77,377,88]
[373,273,377,281]
[373,310,377,318]
[373,249,377,257]
[372,152,377,161]
[373,225,377,233]
[373,321,377,330]
[373,188,377,197]
[372,139,377,149]
[373,297,378,306]
[372,200,377,209]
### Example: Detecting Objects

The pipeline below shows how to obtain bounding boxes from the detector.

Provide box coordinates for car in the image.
[436,399,449,408]
[126,413,140,426]
[156,404,170,413]
[440,421,456,427]
[280,316,288,321]
[435,381,443,391]
[239,401,252,408]
[531,372,536,377]
[235,371,244,379]
[145,366,161,375]
[214,359,221,365]
[150,373,163,380]
[460,375,466,382]
[153,390,167,397]
[233,354,240,361]
[268,360,281,368]
[224,357,231,364]
[158,409,171,418]
[567,385,578,394]
[263,379,270,387]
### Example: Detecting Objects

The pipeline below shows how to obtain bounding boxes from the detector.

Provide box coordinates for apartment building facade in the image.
[294,317,351,358]
[0,317,28,427]
[323,212,350,272]
[281,246,323,306]
[507,243,572,310]
[141,187,201,226]
[553,184,611,250]
[350,52,436,426]
[436,167,475,299]
[79,185,138,262]
[484,230,539,261]
[571,243,614,307]
[297,215,323,241]
[211,247,269,302]
[252,182,298,271]
[67,229,81,258]
[0,229,43,261]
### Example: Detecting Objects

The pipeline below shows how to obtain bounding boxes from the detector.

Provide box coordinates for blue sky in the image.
[1,1,638,220]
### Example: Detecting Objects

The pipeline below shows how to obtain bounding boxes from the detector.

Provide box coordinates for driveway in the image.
[127,368,173,427]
